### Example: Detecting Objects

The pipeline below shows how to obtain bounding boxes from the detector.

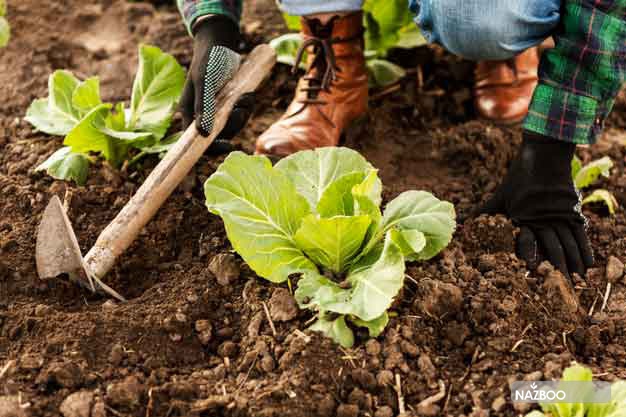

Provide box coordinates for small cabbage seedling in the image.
[572,155,618,214]
[25,44,185,185]
[526,363,626,417]
[0,0,9,48]
[205,147,456,347]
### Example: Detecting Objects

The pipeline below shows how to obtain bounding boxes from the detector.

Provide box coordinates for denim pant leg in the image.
[409,0,561,61]
[278,0,364,16]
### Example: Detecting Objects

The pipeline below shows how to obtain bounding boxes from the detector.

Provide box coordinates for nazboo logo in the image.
[510,381,612,404]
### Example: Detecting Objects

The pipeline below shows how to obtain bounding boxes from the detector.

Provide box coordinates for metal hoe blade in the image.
[35,196,125,301]
[36,196,89,284]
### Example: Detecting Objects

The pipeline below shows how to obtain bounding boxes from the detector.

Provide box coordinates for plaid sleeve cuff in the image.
[177,0,241,34]
[523,83,613,145]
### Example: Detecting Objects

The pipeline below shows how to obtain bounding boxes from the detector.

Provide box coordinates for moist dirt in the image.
[1,1,626,416]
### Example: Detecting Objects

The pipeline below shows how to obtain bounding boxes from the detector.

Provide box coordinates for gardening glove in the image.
[180,15,256,154]
[477,131,594,278]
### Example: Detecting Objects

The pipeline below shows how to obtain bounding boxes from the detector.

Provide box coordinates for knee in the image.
[413,0,560,61]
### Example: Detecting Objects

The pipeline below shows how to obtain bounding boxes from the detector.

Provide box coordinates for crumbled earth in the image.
[1,0,626,416]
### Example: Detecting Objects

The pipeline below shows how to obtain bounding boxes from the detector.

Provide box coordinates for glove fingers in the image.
[571,224,594,268]
[218,92,256,140]
[536,228,569,277]
[180,76,195,131]
[555,225,585,278]
[516,226,538,269]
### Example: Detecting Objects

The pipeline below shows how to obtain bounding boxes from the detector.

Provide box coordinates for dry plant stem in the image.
[395,373,405,414]
[601,282,612,313]
[262,301,277,337]
[418,380,446,408]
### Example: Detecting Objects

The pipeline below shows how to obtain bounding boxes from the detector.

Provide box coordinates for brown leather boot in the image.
[474,47,539,125]
[256,12,368,156]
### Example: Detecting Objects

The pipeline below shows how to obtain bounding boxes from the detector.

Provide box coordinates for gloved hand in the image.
[180,15,255,154]
[477,131,594,278]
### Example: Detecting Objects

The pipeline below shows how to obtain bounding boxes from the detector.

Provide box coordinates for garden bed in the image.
[1,0,625,416]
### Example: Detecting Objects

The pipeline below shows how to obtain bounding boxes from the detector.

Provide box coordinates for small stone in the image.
[106,376,145,409]
[400,340,419,357]
[175,313,187,323]
[109,344,125,366]
[217,341,237,358]
[417,279,463,317]
[60,391,94,417]
[196,320,213,346]
[169,333,182,343]
[542,269,580,314]
[20,354,44,371]
[336,403,359,417]
[208,253,240,286]
[260,355,275,373]
[101,300,117,311]
[0,395,29,417]
[365,339,381,356]
[606,256,624,283]
[40,362,84,389]
[376,370,394,387]
[34,304,52,317]
[416,403,440,416]
[491,395,506,413]
[418,354,437,383]
[351,369,377,392]
[268,288,298,322]
[375,405,394,417]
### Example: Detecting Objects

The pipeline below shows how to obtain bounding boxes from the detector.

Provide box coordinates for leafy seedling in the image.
[272,0,426,88]
[26,44,185,185]
[572,155,618,215]
[526,363,626,417]
[0,0,9,48]
[205,147,456,347]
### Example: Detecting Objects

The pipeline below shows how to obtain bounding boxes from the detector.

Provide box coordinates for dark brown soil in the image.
[1,1,625,416]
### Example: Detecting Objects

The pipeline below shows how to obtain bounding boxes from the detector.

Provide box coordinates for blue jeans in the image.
[279,0,561,61]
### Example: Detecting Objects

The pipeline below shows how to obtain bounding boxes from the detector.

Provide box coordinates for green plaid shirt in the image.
[177,0,242,32]
[524,0,625,144]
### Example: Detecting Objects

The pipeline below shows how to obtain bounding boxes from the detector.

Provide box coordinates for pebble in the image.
[268,288,299,322]
[491,395,506,413]
[195,320,213,346]
[606,256,624,283]
[0,396,29,417]
[376,370,394,387]
[108,344,125,366]
[365,339,381,356]
[106,376,145,409]
[218,341,237,358]
[34,304,52,317]
[208,253,240,286]
[20,354,43,371]
[374,406,394,417]
[59,391,94,417]
[336,403,359,417]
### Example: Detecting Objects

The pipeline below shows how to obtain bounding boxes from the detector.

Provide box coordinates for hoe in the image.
[35,45,277,301]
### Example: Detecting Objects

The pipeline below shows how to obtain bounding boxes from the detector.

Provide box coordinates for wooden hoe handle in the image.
[83,45,277,280]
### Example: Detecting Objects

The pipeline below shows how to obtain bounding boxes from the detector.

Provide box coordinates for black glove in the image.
[478,131,594,278]
[180,15,255,154]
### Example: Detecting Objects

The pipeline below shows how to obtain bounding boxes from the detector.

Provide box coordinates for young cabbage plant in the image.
[526,363,626,417]
[25,44,185,185]
[0,0,9,48]
[205,147,456,347]
[572,155,618,215]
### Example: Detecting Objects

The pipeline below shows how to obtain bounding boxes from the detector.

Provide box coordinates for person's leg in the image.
[411,0,560,124]
[256,1,367,156]
[411,0,560,60]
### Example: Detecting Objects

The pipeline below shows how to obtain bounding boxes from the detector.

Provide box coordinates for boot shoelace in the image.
[287,29,362,125]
